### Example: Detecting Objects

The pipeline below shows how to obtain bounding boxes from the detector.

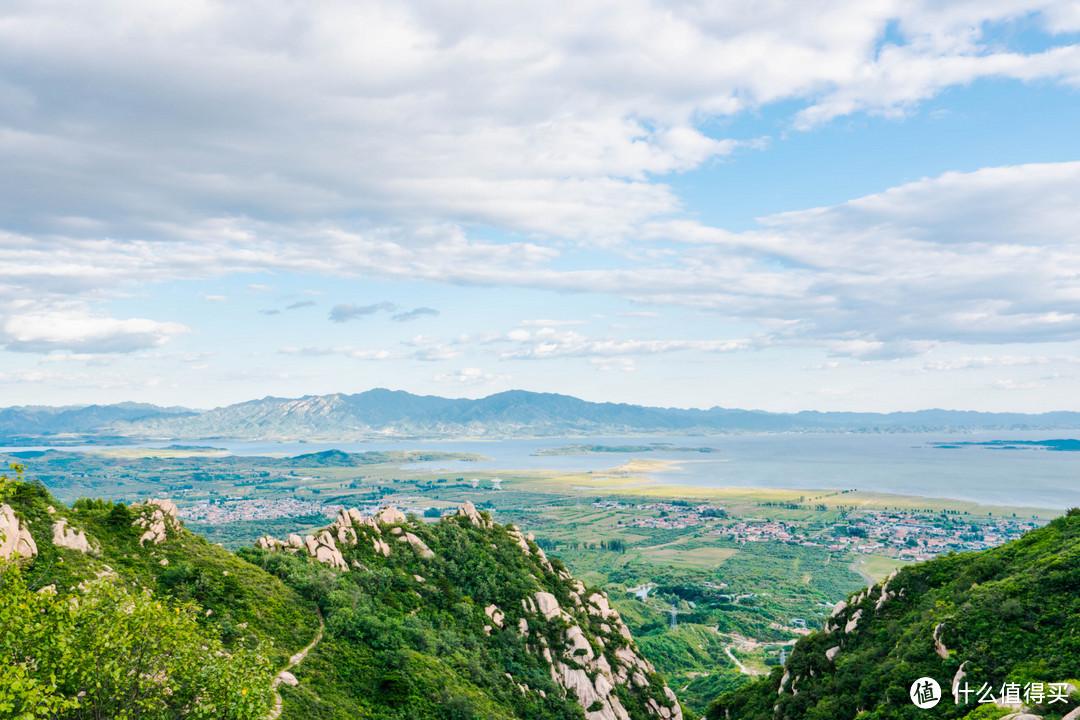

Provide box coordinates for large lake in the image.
[5,431,1078,510]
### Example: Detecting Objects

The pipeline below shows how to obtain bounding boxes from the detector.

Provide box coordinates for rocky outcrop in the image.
[933,622,949,659]
[456,501,492,528]
[377,507,406,525]
[52,518,93,553]
[485,604,505,628]
[950,661,969,704]
[0,503,37,561]
[398,531,435,559]
[132,499,180,546]
[257,535,285,550]
[304,531,347,570]
[250,504,683,720]
[535,591,564,620]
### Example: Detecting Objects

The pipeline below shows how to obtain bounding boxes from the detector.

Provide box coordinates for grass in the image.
[850,555,911,583]
[639,545,740,569]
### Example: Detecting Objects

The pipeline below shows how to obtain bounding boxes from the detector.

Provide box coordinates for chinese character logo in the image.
[910,677,941,709]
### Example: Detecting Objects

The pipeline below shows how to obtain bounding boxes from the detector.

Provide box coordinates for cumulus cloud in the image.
[0,311,188,354]
[1,0,1077,249]
[633,161,1080,356]
[286,300,316,310]
[2,1,1079,368]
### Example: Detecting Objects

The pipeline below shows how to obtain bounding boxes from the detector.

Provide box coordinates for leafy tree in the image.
[0,562,275,720]
[0,462,26,500]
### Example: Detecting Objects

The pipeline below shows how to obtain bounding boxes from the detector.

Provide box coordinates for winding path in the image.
[849,559,873,586]
[724,645,762,675]
[267,609,324,720]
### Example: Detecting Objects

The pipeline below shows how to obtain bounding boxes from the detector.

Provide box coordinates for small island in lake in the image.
[930,439,1080,451]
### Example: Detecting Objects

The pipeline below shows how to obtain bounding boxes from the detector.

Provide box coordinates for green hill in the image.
[1,465,686,720]
[708,509,1080,719]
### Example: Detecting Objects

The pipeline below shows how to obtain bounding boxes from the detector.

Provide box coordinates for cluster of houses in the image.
[177,497,344,524]
[715,511,1041,560]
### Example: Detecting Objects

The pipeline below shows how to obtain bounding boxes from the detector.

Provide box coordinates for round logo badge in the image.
[910,677,942,709]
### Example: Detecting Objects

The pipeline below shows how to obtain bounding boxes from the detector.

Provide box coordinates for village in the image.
[592,499,1042,561]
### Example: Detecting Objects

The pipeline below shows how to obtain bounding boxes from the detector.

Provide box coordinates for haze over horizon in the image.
[2,1,1080,413]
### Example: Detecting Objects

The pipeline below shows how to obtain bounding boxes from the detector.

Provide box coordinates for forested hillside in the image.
[1,464,685,720]
[709,510,1080,719]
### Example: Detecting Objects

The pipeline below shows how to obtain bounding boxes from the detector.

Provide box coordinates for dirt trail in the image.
[267,609,324,720]
[724,645,763,675]
[849,559,873,586]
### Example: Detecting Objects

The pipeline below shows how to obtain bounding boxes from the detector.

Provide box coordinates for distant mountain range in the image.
[0,402,191,442]
[1,389,1079,443]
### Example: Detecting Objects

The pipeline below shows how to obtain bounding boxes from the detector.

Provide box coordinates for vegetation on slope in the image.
[0,464,317,719]
[241,505,685,720]
[708,509,1080,719]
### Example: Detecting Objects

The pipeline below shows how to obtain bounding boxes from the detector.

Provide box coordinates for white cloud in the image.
[922,355,1080,371]
[279,346,397,360]
[1,0,1077,250]
[634,161,1080,356]
[432,367,510,385]
[518,319,589,327]
[588,357,636,372]
[498,327,753,360]
[1,1,1079,370]
[0,310,188,354]
[988,378,1046,390]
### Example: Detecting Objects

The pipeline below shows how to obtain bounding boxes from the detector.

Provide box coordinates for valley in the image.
[1,445,1053,717]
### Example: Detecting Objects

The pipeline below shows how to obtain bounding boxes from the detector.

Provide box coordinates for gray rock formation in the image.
[132,499,180,546]
[398,531,435,559]
[248,503,684,720]
[456,501,492,528]
[51,518,92,553]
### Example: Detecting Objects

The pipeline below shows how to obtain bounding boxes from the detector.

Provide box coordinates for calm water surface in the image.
[4,431,1077,509]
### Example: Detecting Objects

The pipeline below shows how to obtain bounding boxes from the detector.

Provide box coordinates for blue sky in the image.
[2,1,1080,412]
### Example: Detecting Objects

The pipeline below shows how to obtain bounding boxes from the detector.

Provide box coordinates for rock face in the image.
[933,622,950,659]
[0,503,37,561]
[132,499,180,546]
[52,518,93,553]
[456,501,492,528]
[252,503,685,720]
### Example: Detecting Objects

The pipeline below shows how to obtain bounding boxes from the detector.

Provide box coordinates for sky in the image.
[2,0,1080,413]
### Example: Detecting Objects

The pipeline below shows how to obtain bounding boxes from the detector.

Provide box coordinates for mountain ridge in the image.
[709,509,1080,719]
[3,390,1080,442]
[1,471,686,720]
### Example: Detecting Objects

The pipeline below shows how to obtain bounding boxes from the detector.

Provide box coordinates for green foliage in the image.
[238,512,678,720]
[0,461,26,499]
[709,513,1080,719]
[0,562,274,719]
